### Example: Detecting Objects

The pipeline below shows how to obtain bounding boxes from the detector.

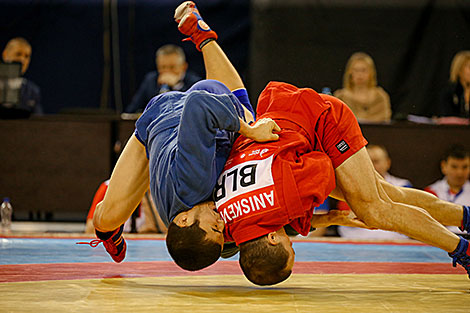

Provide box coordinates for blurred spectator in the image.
[85,180,167,234]
[425,144,470,234]
[367,144,412,187]
[337,144,411,239]
[1,37,42,117]
[334,52,391,123]
[438,51,470,124]
[124,44,201,113]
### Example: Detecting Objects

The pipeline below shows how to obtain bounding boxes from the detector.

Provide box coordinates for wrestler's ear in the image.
[173,212,189,227]
[266,231,280,245]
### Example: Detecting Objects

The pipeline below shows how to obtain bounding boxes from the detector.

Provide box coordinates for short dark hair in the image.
[443,144,470,161]
[166,220,221,271]
[239,236,292,286]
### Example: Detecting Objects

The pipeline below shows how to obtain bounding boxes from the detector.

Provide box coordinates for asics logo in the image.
[248,148,269,157]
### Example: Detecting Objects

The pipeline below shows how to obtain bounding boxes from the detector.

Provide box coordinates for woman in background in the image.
[334,52,391,123]
[438,51,470,121]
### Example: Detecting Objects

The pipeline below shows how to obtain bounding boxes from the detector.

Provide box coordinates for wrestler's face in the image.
[193,201,225,248]
[441,156,470,190]
[156,53,187,81]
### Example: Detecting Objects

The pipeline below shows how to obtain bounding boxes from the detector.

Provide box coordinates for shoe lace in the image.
[451,253,470,270]
[76,239,104,248]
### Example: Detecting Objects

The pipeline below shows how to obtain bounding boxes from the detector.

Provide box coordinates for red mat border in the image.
[0,261,465,283]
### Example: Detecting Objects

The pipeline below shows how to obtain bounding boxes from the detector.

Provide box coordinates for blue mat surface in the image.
[0,238,450,265]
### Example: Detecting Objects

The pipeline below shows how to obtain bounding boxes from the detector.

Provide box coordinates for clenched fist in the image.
[239,117,281,142]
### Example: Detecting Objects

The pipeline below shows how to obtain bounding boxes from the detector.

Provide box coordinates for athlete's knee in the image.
[92,201,105,230]
[93,201,105,230]
[92,200,119,232]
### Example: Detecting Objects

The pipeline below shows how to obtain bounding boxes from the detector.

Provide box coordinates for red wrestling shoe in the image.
[174,1,218,51]
[77,224,127,263]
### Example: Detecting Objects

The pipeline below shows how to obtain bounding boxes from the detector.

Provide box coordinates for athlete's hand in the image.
[310,210,375,229]
[239,118,281,142]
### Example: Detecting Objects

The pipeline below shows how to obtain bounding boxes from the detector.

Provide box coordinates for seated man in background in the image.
[1,37,42,117]
[425,145,470,234]
[124,44,201,113]
[338,144,412,239]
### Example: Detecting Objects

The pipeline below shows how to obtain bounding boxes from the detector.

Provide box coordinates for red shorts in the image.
[257,82,367,169]
[316,94,368,168]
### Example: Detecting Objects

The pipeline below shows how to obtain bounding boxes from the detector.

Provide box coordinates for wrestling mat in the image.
[0,235,469,312]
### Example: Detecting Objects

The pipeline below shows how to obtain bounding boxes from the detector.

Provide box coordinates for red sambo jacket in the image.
[215,82,336,245]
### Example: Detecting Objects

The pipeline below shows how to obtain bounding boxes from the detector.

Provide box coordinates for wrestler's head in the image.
[239,227,295,286]
[166,201,225,271]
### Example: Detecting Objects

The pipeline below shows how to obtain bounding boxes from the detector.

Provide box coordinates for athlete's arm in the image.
[202,41,243,94]
[201,41,256,122]
[93,134,150,232]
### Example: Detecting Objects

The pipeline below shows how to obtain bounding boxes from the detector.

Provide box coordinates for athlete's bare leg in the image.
[202,41,244,91]
[334,147,460,252]
[93,135,150,232]
[201,41,254,122]
[175,2,254,121]
[377,174,463,227]
[330,169,464,228]
[174,2,243,92]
